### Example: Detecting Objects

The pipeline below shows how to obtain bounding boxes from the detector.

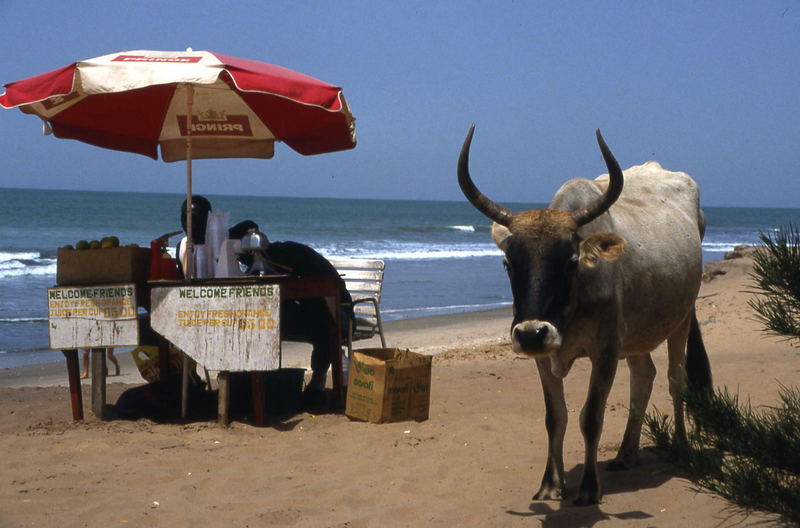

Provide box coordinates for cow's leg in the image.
[576,350,619,505]
[532,358,568,501]
[608,353,656,470]
[667,315,691,441]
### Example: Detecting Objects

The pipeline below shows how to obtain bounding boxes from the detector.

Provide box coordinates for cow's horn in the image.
[571,129,624,226]
[458,124,514,227]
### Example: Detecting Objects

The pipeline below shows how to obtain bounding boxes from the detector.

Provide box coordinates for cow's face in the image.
[492,211,625,356]
[457,125,626,357]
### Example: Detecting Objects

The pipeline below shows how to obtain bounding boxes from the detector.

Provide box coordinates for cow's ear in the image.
[579,233,626,268]
[492,222,512,251]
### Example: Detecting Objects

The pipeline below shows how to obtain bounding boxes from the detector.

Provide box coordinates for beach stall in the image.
[46,232,346,424]
[47,246,344,424]
[1,49,357,424]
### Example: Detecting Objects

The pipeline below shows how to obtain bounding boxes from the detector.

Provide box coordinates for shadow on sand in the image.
[504,448,674,527]
[105,379,338,429]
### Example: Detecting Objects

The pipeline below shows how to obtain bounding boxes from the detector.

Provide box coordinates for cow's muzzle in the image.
[511,320,562,357]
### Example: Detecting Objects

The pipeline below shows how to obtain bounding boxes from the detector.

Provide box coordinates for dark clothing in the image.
[266,241,351,309]
[265,241,353,380]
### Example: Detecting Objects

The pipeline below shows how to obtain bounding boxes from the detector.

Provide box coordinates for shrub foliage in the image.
[645,224,800,525]
[645,387,800,524]
[749,223,800,344]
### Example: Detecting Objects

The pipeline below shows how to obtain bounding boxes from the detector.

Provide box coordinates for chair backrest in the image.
[328,257,385,327]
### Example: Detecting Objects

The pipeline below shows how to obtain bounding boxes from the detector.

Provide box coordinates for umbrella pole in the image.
[185,83,194,280]
[182,83,195,420]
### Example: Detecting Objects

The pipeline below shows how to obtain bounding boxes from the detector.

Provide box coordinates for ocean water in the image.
[2,188,799,369]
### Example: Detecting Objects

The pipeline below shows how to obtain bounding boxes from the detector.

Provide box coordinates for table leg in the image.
[218,371,230,426]
[251,372,268,427]
[181,351,190,418]
[90,348,107,419]
[63,350,83,421]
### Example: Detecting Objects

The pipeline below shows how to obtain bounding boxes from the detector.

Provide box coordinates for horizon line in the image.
[0,185,796,210]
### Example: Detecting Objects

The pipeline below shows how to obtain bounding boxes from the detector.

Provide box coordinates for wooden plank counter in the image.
[54,275,343,425]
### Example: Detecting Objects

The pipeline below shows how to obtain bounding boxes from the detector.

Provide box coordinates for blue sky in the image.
[1,1,798,207]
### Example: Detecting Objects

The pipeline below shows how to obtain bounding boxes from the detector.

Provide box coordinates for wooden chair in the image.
[328,257,387,356]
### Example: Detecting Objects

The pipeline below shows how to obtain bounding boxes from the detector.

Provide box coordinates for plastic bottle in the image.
[205,211,230,277]
[342,351,350,386]
[194,245,207,278]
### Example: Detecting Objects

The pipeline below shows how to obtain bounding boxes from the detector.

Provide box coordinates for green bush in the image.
[645,223,800,525]
[645,387,800,524]
[749,223,800,344]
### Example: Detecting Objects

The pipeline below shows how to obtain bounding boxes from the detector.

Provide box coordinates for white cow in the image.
[457,125,712,505]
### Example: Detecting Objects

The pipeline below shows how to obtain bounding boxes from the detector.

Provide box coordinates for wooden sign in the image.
[47,284,139,349]
[150,284,281,371]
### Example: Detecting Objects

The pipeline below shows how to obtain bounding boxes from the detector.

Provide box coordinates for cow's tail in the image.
[686,310,712,395]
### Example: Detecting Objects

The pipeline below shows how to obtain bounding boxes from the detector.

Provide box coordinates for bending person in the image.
[229,221,353,408]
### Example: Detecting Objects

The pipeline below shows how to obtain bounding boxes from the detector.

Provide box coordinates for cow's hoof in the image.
[573,491,601,506]
[532,486,565,501]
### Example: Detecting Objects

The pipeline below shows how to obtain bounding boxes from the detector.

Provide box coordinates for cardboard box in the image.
[345,348,432,424]
[56,246,151,286]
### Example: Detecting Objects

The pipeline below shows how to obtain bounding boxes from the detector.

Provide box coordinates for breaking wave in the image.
[0,251,56,279]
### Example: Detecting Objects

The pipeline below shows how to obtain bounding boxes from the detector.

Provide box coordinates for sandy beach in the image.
[1,249,797,527]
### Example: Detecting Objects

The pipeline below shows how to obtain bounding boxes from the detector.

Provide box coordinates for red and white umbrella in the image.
[1,49,356,276]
